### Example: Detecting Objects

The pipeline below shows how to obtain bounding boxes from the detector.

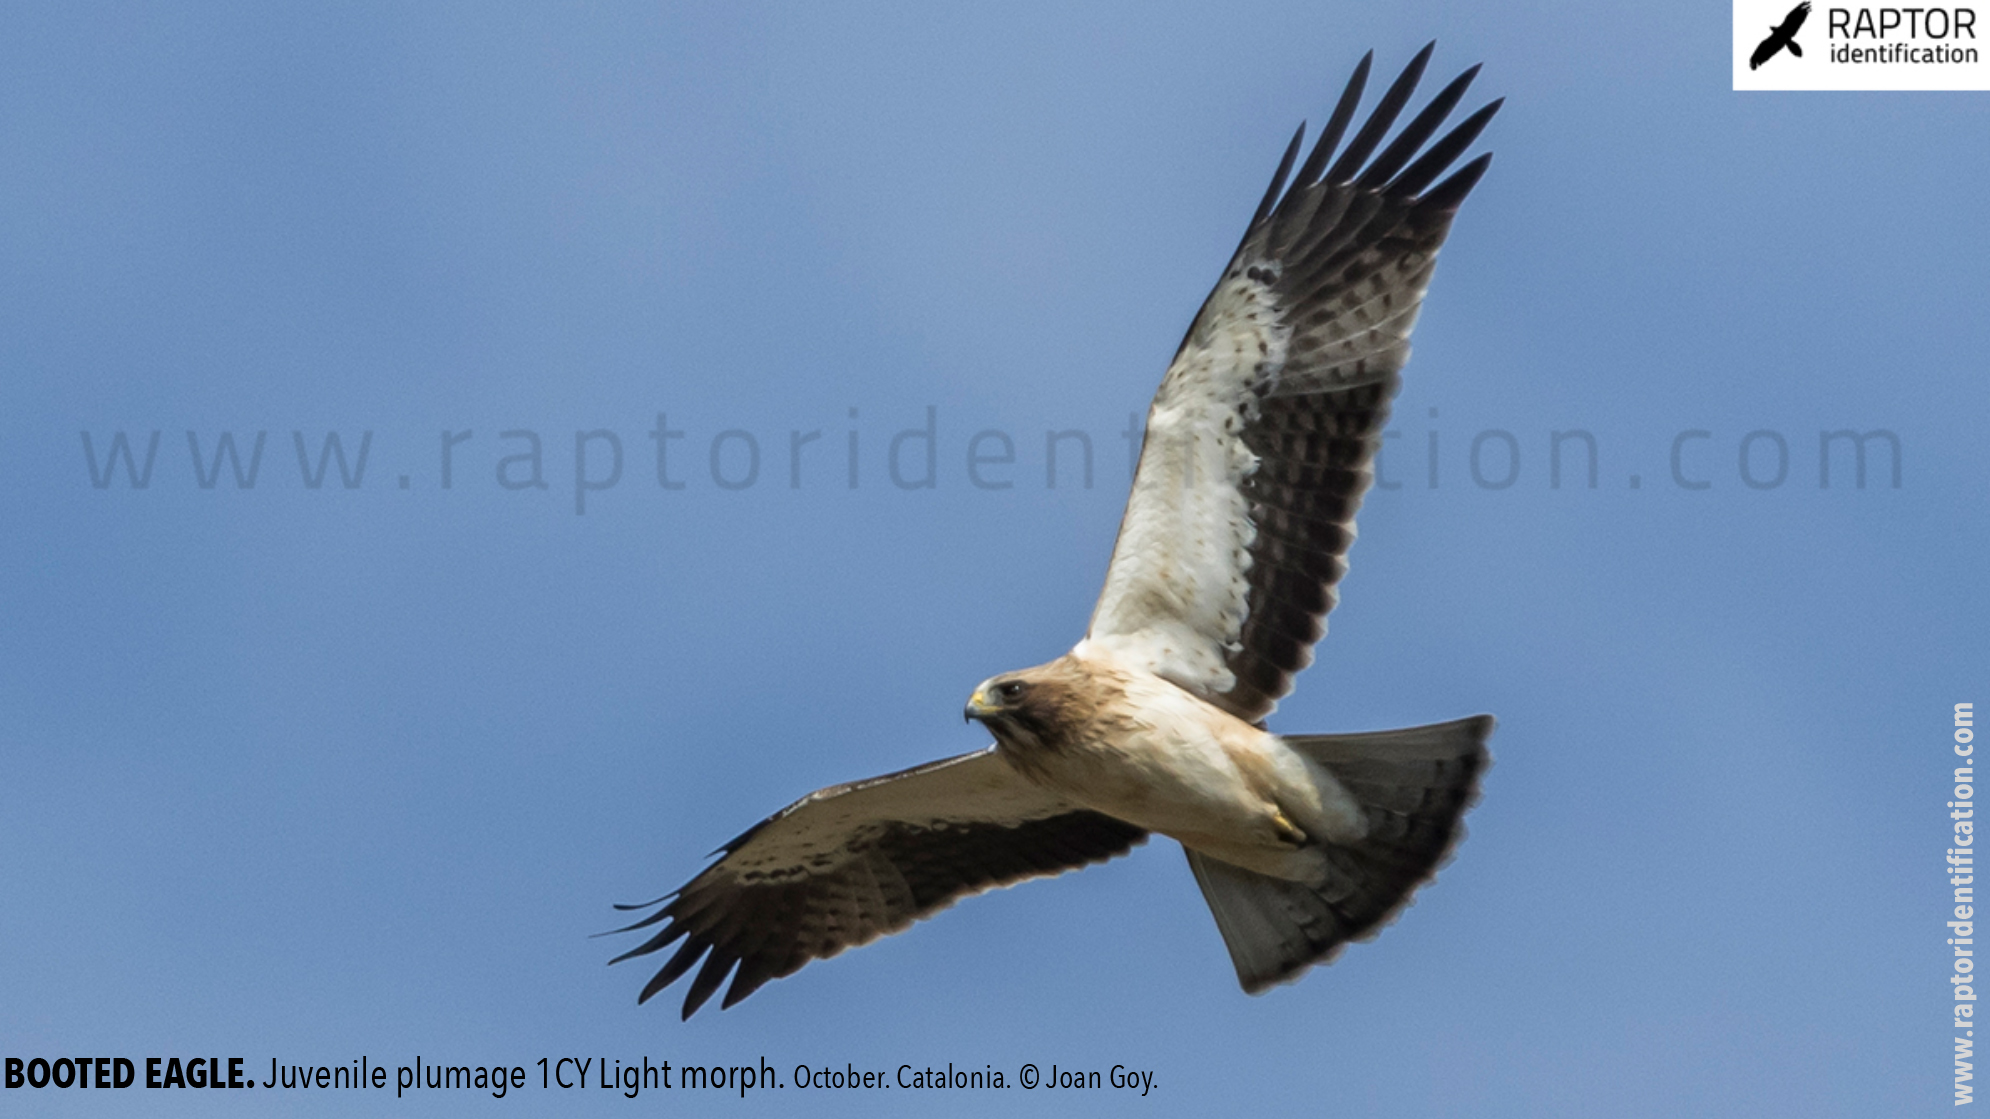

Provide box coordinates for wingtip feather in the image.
[1420,150,1493,214]
[1325,44,1433,183]
[1356,62,1481,189]
[1294,51,1374,187]
[1246,122,1308,232]
[680,950,738,1019]
[1392,97,1501,197]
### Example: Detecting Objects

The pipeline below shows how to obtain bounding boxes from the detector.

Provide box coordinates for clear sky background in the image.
[3,2,1985,1116]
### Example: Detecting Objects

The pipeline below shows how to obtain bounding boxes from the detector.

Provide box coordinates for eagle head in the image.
[965,674,1040,725]
[965,657,1105,761]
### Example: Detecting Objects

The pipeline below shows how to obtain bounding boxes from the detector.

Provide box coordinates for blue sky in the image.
[3,2,1985,1116]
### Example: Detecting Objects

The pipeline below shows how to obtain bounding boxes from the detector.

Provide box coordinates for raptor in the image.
[612,44,1500,1019]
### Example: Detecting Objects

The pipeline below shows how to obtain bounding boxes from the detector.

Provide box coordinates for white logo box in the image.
[1735,1,1990,89]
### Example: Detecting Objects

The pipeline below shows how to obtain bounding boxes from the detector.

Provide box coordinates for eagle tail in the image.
[1787,39,1802,57]
[1186,715,1492,994]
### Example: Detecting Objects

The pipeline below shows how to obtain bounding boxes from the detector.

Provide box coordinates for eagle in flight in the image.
[612,45,1501,1019]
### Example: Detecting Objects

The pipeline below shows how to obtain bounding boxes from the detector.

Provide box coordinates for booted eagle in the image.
[612,45,1499,1019]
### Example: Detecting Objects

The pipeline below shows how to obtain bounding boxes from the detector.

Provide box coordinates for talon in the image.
[1270,809,1309,847]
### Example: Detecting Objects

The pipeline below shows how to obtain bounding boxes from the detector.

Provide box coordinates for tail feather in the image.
[1188,714,1492,994]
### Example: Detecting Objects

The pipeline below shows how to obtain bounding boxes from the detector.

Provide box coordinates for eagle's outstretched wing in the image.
[609,748,1147,1018]
[1086,45,1499,723]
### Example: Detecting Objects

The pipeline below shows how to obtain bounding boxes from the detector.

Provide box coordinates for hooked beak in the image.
[964,685,1000,723]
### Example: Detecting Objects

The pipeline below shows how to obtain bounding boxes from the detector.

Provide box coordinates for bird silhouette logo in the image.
[1751,1,1811,68]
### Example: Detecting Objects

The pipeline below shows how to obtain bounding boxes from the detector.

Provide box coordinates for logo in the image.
[1750,1,1811,67]
[1734,1,1990,88]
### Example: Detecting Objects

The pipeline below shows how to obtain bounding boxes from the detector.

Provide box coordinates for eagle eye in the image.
[998,681,1026,701]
